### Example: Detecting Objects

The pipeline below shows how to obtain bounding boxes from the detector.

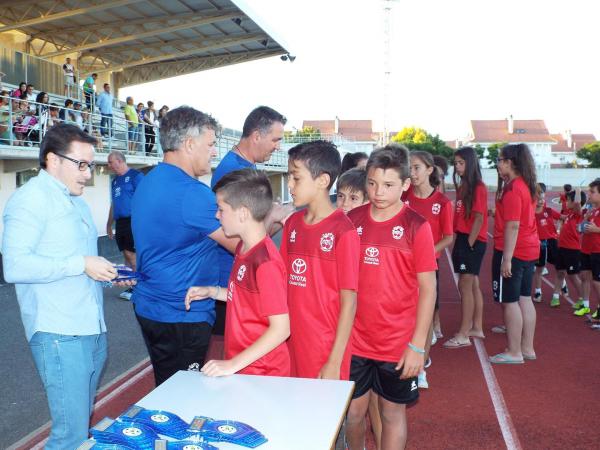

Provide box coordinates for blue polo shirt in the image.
[131,163,221,324]
[112,168,143,220]
[211,151,256,284]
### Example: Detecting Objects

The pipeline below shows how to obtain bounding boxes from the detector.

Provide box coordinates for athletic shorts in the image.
[591,253,600,281]
[546,238,558,266]
[350,355,418,405]
[115,217,135,252]
[452,232,486,275]
[581,252,592,271]
[555,248,581,274]
[491,249,535,303]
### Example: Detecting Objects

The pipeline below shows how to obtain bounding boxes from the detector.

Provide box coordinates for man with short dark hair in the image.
[131,106,239,385]
[210,105,290,334]
[143,101,157,155]
[2,123,118,449]
[96,83,114,137]
[63,57,75,97]
[107,150,144,300]
[83,73,97,110]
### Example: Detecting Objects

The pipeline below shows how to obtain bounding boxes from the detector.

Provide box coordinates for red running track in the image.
[15,191,600,450]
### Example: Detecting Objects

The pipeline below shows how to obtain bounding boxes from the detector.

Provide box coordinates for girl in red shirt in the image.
[490,144,538,364]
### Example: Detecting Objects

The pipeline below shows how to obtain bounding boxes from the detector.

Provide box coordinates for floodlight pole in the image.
[382,0,399,145]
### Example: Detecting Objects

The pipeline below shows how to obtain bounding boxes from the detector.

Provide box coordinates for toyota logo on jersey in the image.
[392,225,404,240]
[320,232,334,252]
[432,203,441,214]
[364,246,380,265]
[365,247,379,257]
[237,264,247,281]
[292,258,307,274]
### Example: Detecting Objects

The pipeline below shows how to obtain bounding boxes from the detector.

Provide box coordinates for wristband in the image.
[408,342,425,354]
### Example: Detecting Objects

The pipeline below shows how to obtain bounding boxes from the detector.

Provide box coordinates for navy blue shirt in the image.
[132,163,221,323]
[211,151,256,285]
[112,168,144,220]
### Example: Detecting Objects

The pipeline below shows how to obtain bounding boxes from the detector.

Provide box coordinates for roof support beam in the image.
[0,0,145,33]
[41,10,242,58]
[84,33,267,74]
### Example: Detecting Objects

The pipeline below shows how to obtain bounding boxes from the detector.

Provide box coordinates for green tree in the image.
[486,142,507,168]
[577,142,600,168]
[473,144,485,160]
[391,127,454,160]
[284,126,322,143]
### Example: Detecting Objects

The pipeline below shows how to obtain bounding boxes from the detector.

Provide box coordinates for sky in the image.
[120,0,600,141]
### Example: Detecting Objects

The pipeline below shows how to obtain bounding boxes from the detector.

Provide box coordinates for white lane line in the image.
[8,359,152,450]
[444,248,523,450]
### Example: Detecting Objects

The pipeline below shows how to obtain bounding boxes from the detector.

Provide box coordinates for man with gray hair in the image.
[106,150,144,300]
[131,106,238,385]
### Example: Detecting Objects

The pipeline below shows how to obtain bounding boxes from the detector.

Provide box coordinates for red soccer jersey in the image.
[279,209,360,379]
[225,237,290,376]
[454,181,489,243]
[494,177,539,261]
[558,211,582,250]
[535,206,561,240]
[347,204,438,362]
[403,186,453,258]
[584,208,600,254]
[560,193,568,214]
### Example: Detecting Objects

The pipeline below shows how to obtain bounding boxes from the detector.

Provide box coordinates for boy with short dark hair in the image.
[281,140,360,380]
[185,169,290,376]
[345,143,437,450]
[336,168,368,214]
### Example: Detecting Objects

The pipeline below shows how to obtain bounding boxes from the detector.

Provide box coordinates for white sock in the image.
[583,299,589,307]
[535,288,542,294]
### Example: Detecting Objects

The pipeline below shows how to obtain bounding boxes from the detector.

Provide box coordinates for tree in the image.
[473,144,485,160]
[577,142,600,168]
[284,126,322,143]
[486,142,507,168]
[391,127,454,160]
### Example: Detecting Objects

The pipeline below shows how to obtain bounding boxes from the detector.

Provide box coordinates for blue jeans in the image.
[29,332,107,450]
[100,113,113,136]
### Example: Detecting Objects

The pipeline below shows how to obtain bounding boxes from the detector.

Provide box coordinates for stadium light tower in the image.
[382,0,399,145]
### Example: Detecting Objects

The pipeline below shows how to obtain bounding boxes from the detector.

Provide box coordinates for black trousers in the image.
[144,127,155,154]
[136,314,212,386]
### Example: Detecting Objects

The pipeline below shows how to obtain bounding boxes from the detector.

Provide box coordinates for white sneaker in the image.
[431,334,437,346]
[119,288,133,301]
[542,267,549,276]
[418,371,429,389]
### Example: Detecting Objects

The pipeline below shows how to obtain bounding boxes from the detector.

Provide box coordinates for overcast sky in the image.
[120,0,600,140]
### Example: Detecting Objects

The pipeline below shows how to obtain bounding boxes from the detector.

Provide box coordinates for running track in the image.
[11,191,600,450]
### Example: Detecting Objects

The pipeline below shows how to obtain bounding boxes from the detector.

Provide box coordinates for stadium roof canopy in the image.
[0,0,290,87]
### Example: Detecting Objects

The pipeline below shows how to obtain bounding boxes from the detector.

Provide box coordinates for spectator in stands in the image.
[63,57,76,97]
[123,97,138,153]
[2,124,120,449]
[0,90,12,143]
[14,99,34,146]
[26,84,36,112]
[131,106,238,386]
[11,81,26,99]
[136,102,145,152]
[35,92,49,116]
[158,105,169,125]
[143,101,157,155]
[72,102,83,130]
[83,73,97,110]
[59,99,74,123]
[96,83,113,137]
[47,104,61,129]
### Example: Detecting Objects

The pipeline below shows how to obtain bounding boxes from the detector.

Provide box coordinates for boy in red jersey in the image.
[533,183,561,302]
[550,190,585,308]
[281,140,360,380]
[579,179,600,321]
[336,168,368,214]
[185,169,290,376]
[345,144,437,450]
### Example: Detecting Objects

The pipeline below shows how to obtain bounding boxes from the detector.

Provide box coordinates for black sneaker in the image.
[533,292,542,303]
[562,283,569,295]
[424,357,432,369]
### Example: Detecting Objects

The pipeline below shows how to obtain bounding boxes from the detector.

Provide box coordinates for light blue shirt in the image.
[96,92,113,115]
[2,169,106,341]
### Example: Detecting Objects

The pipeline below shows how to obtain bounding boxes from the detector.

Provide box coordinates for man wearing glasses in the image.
[2,123,119,449]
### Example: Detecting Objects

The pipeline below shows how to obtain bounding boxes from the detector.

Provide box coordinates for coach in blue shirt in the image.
[2,124,118,450]
[210,106,287,334]
[132,106,238,386]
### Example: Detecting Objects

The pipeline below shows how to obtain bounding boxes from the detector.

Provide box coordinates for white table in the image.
[137,370,354,450]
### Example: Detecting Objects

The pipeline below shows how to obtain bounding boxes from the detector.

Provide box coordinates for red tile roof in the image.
[550,133,596,153]
[302,119,377,141]
[469,119,556,143]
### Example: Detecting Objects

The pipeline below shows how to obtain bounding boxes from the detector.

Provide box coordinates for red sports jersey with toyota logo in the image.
[535,206,561,240]
[225,237,290,376]
[347,204,437,362]
[558,211,583,250]
[279,209,360,379]
[583,207,600,253]
[454,181,489,243]
[402,185,453,258]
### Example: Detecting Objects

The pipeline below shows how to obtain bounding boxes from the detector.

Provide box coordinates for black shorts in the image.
[115,217,135,252]
[536,241,548,267]
[546,238,558,265]
[350,355,418,405]
[555,248,581,274]
[452,232,487,275]
[581,252,592,271]
[591,253,600,281]
[491,249,535,303]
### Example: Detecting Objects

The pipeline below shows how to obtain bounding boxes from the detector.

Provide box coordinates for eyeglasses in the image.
[496,157,508,163]
[54,152,96,172]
